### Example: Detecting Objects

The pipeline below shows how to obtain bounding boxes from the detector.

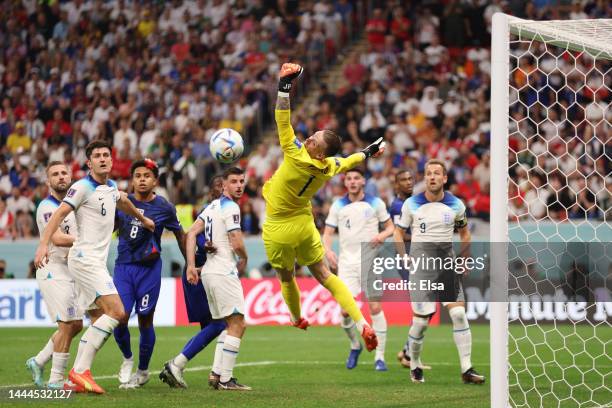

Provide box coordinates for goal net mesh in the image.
[506,18,611,408]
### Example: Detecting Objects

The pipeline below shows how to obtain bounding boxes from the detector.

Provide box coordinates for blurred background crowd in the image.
[0,0,610,241]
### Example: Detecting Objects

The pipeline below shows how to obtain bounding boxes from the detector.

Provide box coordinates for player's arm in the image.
[455,200,471,273]
[330,137,387,176]
[34,203,73,268]
[393,226,407,256]
[322,225,338,272]
[394,200,413,257]
[185,218,206,284]
[173,228,187,261]
[275,63,303,151]
[50,229,75,247]
[228,229,248,277]
[117,192,155,232]
[371,218,394,246]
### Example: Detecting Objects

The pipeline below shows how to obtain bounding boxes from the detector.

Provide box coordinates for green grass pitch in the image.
[1,324,490,408]
[1,324,608,407]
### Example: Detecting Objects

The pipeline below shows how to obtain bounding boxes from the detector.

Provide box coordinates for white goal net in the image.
[491,14,611,408]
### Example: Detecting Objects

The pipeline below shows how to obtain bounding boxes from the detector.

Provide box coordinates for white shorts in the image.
[37,263,82,323]
[338,263,362,298]
[411,301,463,316]
[68,256,118,310]
[202,273,245,320]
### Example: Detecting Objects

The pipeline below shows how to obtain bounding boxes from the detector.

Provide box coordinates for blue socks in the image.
[138,325,156,371]
[113,324,157,370]
[113,325,133,359]
[181,321,226,360]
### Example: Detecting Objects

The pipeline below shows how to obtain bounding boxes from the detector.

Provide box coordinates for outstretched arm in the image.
[275,63,303,150]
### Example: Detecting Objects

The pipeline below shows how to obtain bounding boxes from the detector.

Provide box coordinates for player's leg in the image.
[336,267,362,369]
[306,259,378,351]
[126,260,162,387]
[217,313,251,390]
[112,264,137,387]
[47,320,83,388]
[69,258,126,394]
[26,331,56,387]
[446,301,485,384]
[407,308,432,384]
[263,223,305,326]
[369,301,388,371]
[298,222,377,349]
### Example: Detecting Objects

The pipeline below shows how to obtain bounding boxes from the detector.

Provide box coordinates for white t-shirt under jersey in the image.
[397,191,467,243]
[326,194,390,266]
[36,195,77,275]
[63,174,119,263]
[198,195,242,276]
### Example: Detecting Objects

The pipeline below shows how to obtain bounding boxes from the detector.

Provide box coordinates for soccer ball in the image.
[209,128,244,164]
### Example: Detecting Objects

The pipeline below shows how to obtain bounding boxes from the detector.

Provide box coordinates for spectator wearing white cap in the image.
[114,118,138,157]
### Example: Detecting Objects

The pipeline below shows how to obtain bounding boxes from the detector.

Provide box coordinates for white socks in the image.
[34,333,56,367]
[212,330,226,376]
[371,311,387,362]
[220,335,241,383]
[173,353,188,370]
[74,314,119,373]
[341,315,361,350]
[49,352,70,384]
[449,306,472,373]
[408,316,429,370]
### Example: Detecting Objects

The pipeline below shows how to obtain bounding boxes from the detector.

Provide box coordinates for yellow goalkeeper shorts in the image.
[262,214,325,271]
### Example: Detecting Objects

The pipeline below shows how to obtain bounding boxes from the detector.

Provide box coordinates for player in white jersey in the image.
[34,140,155,394]
[323,168,395,371]
[161,167,251,391]
[394,159,484,385]
[26,162,91,390]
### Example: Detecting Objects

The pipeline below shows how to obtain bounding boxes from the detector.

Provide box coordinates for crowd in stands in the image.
[0,0,362,239]
[0,0,610,241]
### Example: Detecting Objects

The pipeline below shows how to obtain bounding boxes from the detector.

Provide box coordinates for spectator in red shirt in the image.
[343,52,367,88]
[457,171,481,203]
[244,40,267,78]
[0,199,16,240]
[365,8,387,48]
[44,108,71,140]
[473,184,490,221]
[171,32,191,63]
[111,142,133,180]
[390,6,410,46]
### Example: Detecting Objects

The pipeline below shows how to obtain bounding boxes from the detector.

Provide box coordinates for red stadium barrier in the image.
[176,278,440,326]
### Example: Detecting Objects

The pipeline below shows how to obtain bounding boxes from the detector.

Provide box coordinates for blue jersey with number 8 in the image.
[115,194,182,265]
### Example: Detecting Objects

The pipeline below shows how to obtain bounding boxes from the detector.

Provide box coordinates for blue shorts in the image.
[181,269,213,324]
[114,258,162,316]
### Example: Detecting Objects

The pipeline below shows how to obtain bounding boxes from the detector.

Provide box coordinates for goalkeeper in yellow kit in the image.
[262,63,385,351]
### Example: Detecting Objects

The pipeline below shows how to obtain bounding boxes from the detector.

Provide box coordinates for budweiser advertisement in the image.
[175,277,440,326]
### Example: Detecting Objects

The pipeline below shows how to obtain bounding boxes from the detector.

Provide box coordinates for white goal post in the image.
[490,13,611,408]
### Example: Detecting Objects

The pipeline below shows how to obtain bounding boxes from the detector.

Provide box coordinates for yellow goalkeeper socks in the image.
[322,274,366,330]
[281,278,302,322]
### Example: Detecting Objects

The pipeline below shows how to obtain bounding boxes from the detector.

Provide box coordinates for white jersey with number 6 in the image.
[198,195,242,276]
[63,174,119,263]
[396,191,467,243]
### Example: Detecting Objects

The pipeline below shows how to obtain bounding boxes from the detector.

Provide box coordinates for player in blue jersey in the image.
[177,175,227,388]
[112,159,186,389]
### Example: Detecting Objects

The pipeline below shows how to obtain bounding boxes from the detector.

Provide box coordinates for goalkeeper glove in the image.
[361,137,386,158]
[278,63,304,93]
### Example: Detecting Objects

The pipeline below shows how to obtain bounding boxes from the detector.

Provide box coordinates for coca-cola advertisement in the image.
[176,278,441,326]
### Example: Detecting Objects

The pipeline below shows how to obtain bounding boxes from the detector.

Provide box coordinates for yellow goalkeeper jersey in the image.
[263,109,364,220]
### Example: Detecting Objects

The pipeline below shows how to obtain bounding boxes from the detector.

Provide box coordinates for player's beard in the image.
[52,183,69,194]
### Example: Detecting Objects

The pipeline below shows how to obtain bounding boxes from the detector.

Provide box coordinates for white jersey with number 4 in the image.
[36,195,77,269]
[198,195,242,276]
[326,194,390,266]
[397,191,467,243]
[63,174,119,263]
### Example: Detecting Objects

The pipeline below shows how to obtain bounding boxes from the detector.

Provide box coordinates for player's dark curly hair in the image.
[85,139,112,159]
[322,129,342,157]
[130,158,159,178]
